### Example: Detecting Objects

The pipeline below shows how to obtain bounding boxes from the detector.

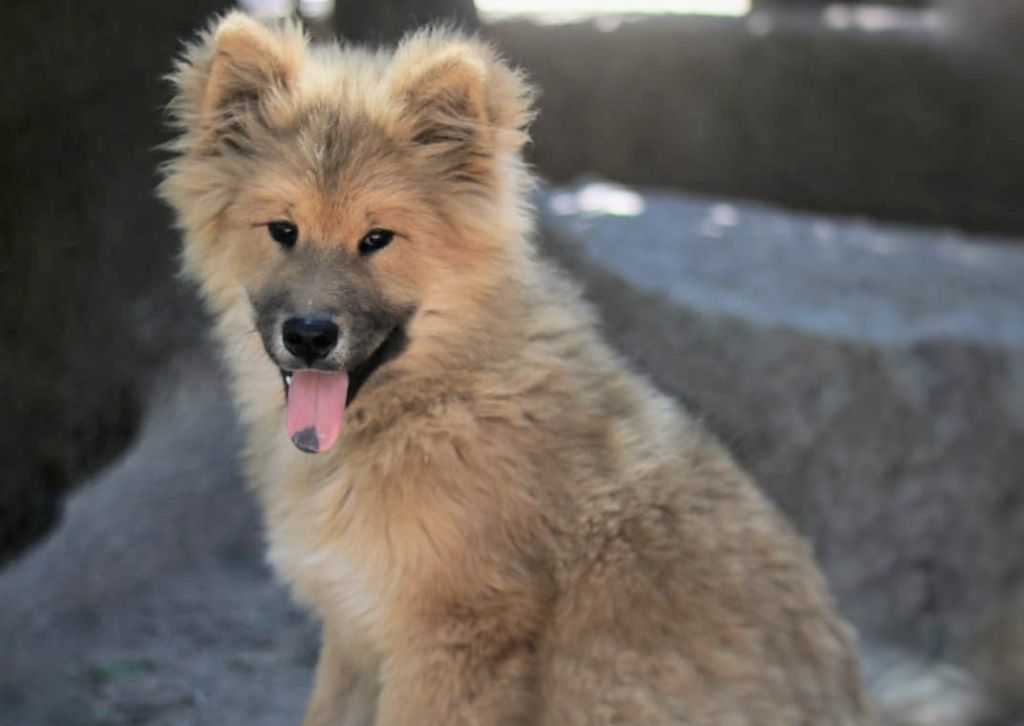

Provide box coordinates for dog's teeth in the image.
[285,373,293,385]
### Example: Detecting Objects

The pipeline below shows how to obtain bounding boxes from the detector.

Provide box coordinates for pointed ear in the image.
[389,31,535,184]
[168,12,306,152]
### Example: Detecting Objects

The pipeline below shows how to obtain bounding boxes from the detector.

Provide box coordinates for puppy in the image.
[160,12,873,725]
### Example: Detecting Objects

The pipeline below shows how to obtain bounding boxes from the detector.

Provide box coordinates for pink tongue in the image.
[286,371,349,454]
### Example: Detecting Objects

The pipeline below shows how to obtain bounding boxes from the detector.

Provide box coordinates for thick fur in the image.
[160,12,874,725]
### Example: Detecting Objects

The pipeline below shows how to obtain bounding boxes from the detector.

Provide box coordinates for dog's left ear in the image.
[389,31,535,184]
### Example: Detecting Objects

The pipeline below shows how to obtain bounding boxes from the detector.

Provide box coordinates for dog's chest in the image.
[263,473,389,639]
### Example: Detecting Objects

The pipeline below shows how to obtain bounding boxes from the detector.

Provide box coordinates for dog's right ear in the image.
[168,12,306,152]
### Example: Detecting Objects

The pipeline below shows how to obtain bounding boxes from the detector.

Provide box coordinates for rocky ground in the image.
[0,353,316,725]
[1,184,1021,724]
[540,181,1024,662]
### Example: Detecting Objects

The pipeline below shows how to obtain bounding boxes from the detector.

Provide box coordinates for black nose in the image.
[282,317,340,364]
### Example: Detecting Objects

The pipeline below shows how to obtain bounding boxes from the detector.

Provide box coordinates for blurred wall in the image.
[0,0,232,562]
[332,0,477,44]
[489,13,1024,235]
[943,0,1024,55]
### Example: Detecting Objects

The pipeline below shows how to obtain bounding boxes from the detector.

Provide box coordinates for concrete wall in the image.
[488,13,1024,235]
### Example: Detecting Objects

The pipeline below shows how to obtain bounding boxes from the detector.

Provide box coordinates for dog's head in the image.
[160,13,535,453]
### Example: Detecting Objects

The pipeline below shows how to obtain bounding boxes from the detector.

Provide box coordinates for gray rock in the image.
[0,350,316,726]
[539,180,1024,674]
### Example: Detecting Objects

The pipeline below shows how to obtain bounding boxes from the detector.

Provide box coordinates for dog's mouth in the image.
[278,324,408,455]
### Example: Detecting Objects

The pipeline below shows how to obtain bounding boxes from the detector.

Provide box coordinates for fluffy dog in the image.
[160,12,873,725]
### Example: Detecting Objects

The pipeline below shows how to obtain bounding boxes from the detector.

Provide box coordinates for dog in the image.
[159,12,874,725]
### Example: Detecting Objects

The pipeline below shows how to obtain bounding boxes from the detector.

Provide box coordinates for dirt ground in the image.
[0,352,319,725]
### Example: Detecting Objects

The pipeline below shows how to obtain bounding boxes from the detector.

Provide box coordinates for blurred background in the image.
[1,0,1022,723]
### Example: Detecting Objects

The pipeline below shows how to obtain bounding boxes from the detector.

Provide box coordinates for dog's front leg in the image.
[375,634,538,726]
[303,625,378,726]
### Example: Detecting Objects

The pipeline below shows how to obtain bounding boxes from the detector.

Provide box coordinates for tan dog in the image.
[160,12,873,725]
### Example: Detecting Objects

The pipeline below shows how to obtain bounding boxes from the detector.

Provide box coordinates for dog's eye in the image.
[267,220,298,248]
[358,228,395,256]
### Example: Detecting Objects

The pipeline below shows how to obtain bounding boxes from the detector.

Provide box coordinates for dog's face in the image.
[161,14,534,452]
[220,132,436,416]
